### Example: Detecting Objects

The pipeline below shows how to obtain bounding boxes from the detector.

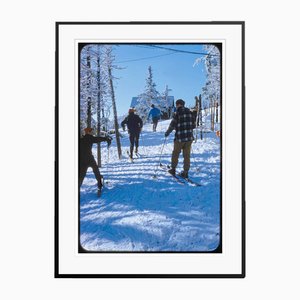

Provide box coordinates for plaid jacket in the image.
[166,106,195,142]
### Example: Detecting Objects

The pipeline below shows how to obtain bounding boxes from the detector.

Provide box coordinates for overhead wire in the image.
[115,52,175,64]
[80,44,217,66]
[134,44,220,57]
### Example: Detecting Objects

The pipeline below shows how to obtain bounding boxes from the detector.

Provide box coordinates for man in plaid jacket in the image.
[165,99,195,178]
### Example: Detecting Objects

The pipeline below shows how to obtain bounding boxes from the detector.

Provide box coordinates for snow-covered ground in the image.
[80,118,221,252]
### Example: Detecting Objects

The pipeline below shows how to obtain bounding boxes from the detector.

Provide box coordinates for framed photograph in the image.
[55,21,245,278]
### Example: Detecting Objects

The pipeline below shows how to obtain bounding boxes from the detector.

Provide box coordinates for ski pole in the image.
[153,137,167,178]
[102,142,110,186]
[158,136,167,166]
[107,143,110,163]
[139,130,145,157]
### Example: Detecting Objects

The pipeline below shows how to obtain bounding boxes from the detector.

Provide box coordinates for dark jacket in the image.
[80,134,109,162]
[166,106,195,142]
[121,113,143,134]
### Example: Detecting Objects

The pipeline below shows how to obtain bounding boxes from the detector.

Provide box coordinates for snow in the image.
[80,117,221,252]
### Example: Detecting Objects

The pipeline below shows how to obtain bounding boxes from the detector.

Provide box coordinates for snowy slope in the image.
[80,117,221,252]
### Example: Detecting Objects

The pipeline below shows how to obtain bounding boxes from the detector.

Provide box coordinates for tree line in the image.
[80,44,122,163]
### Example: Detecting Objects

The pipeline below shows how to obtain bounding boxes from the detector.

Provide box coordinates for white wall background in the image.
[0,0,299,299]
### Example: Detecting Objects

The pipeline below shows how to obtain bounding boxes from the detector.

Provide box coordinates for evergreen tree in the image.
[195,44,221,131]
[202,45,220,112]
[135,66,160,121]
[194,45,220,110]
[80,45,112,134]
[80,45,94,132]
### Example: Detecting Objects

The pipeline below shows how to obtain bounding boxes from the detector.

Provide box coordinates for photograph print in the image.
[79,43,222,253]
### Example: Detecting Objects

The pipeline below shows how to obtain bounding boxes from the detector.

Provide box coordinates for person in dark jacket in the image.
[79,127,112,189]
[165,99,195,178]
[121,108,143,158]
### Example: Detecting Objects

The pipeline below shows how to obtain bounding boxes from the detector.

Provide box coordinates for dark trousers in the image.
[152,117,159,131]
[129,132,140,155]
[79,157,103,188]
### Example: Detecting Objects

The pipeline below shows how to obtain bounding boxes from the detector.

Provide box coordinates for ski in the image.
[160,163,202,186]
[135,153,148,159]
[177,175,202,187]
[159,163,185,184]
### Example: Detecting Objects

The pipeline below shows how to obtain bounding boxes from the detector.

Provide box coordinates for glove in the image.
[107,136,112,147]
[122,126,125,131]
[99,131,108,138]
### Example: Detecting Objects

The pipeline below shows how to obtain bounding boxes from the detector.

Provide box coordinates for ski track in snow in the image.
[80,119,220,252]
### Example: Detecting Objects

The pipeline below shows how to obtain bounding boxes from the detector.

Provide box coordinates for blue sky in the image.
[111,44,207,116]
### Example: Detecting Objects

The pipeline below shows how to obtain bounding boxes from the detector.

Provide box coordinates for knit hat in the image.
[84,127,93,134]
[175,99,185,106]
[128,108,135,113]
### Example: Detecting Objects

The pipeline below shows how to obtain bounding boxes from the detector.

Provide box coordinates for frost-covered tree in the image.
[80,46,95,130]
[95,45,111,132]
[102,45,122,159]
[195,44,221,131]
[80,45,114,134]
[95,45,108,166]
[195,44,220,109]
[135,66,160,121]
[80,44,117,165]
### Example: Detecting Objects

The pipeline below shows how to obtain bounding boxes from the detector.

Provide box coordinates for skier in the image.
[147,104,161,132]
[121,108,143,158]
[164,99,195,178]
[79,127,112,191]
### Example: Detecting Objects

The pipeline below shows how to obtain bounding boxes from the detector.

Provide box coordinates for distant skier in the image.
[79,127,112,191]
[121,108,143,158]
[164,99,195,178]
[147,104,161,132]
